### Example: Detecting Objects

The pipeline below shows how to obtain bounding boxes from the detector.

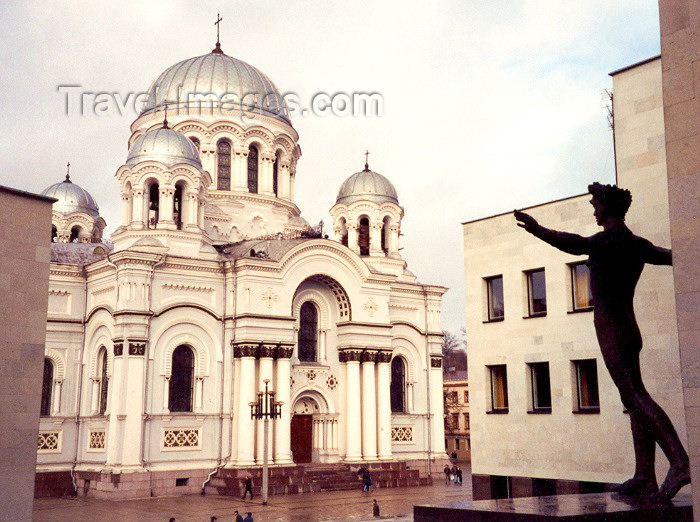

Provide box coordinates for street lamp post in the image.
[249,378,283,506]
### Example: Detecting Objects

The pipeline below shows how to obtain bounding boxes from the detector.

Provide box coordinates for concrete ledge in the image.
[414,492,693,521]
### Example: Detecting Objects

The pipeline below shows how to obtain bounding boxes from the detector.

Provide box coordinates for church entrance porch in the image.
[291,414,312,463]
[291,393,340,464]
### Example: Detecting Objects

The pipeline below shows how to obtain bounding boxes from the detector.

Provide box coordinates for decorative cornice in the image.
[338,348,364,362]
[162,283,215,293]
[361,350,378,363]
[277,344,294,359]
[259,343,277,359]
[376,350,393,364]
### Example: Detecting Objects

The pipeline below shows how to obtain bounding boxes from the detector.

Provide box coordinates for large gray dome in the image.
[141,51,291,124]
[41,176,100,217]
[126,127,202,168]
[336,168,399,205]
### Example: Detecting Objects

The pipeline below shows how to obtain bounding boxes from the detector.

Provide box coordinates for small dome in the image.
[142,51,291,124]
[126,127,201,169]
[336,168,399,205]
[41,176,100,217]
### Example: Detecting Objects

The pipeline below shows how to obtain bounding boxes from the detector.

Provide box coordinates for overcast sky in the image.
[0,1,661,333]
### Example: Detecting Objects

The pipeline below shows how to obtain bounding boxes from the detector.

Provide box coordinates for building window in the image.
[358,217,370,255]
[488,365,508,412]
[273,153,279,196]
[452,413,460,430]
[574,359,600,413]
[298,302,318,362]
[485,276,504,321]
[98,348,109,415]
[455,438,460,450]
[169,345,194,412]
[464,391,469,403]
[491,475,512,499]
[189,136,200,150]
[70,225,81,242]
[148,182,159,228]
[528,362,552,412]
[390,357,406,412]
[570,262,593,310]
[526,268,547,316]
[247,144,259,193]
[41,358,53,417]
[217,139,231,190]
[173,184,183,230]
[464,413,470,429]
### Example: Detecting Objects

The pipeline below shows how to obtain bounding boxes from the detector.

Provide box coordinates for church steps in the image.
[204,461,430,498]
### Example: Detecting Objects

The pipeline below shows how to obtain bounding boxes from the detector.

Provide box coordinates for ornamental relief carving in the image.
[376,351,393,364]
[430,356,442,368]
[113,340,124,357]
[364,297,379,317]
[129,341,147,356]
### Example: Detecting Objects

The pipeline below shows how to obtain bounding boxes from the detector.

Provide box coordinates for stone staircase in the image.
[204,461,431,498]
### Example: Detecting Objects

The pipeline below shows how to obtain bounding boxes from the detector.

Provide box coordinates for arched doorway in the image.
[291,393,338,464]
[291,396,319,463]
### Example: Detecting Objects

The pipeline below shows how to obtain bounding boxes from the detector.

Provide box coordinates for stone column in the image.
[121,339,147,468]
[429,355,446,458]
[121,193,132,229]
[106,340,124,467]
[361,350,378,461]
[131,188,145,229]
[90,379,100,415]
[260,154,275,195]
[319,329,327,363]
[389,225,400,257]
[162,376,170,411]
[159,187,175,229]
[343,349,363,462]
[338,353,347,458]
[369,222,383,256]
[279,162,291,200]
[376,351,393,460]
[230,356,241,465]
[198,198,206,229]
[235,343,257,466]
[289,172,296,201]
[232,147,248,190]
[51,379,62,415]
[185,192,199,230]
[274,344,293,465]
[256,344,275,464]
[347,223,360,255]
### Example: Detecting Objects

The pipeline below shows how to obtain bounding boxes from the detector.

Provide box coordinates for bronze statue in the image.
[514,182,690,501]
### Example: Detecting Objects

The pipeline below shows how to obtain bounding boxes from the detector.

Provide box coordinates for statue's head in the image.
[588,182,632,225]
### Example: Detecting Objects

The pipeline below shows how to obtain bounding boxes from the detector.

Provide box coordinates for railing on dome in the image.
[243,220,325,242]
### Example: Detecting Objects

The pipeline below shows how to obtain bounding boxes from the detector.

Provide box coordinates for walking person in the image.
[243,513,254,522]
[456,465,463,485]
[451,465,458,485]
[241,473,254,500]
[363,470,373,492]
[234,511,243,522]
[373,499,380,518]
[443,464,451,485]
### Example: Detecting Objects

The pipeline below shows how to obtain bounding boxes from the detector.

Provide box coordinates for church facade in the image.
[35,38,447,498]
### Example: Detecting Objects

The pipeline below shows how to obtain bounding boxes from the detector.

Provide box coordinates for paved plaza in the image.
[32,466,472,521]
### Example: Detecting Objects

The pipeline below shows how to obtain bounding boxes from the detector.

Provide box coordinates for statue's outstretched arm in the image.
[642,239,672,266]
[514,210,592,256]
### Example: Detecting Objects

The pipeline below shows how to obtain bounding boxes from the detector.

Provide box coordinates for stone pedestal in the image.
[414,493,693,521]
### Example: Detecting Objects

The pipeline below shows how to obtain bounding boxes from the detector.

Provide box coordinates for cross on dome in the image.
[212,13,224,55]
[65,161,71,182]
[364,150,370,172]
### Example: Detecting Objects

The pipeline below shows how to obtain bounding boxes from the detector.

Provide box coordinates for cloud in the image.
[0,0,661,333]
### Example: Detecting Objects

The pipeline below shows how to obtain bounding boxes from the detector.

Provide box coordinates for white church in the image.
[34,34,448,499]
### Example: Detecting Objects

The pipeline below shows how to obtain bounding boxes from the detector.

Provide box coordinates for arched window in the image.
[247,144,259,193]
[273,153,279,196]
[189,136,200,150]
[217,139,231,190]
[173,184,183,230]
[339,218,348,247]
[41,358,54,416]
[390,357,406,413]
[98,348,109,415]
[169,345,194,412]
[358,217,370,256]
[51,225,57,243]
[148,182,160,229]
[298,302,318,362]
[70,225,81,243]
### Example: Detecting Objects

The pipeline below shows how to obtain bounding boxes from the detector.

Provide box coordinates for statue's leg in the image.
[607,353,689,500]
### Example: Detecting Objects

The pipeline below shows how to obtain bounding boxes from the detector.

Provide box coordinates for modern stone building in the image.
[35,36,448,499]
[463,56,690,500]
[0,186,55,522]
